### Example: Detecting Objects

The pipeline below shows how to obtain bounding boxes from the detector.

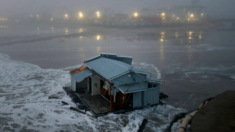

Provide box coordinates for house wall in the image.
[133,85,160,108]
[71,76,76,91]
[143,86,160,106]
[90,74,100,95]
[133,92,143,108]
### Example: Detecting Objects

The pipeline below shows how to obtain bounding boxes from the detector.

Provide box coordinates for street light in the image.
[161,13,165,17]
[51,18,53,21]
[191,14,194,18]
[65,14,68,18]
[96,11,100,18]
[96,35,100,40]
[134,12,138,17]
[79,12,83,18]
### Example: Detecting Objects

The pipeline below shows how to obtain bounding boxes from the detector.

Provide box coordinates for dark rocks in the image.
[160,92,168,99]
[138,119,148,132]
[11,123,21,128]
[61,101,69,105]
[191,90,235,132]
[48,94,59,99]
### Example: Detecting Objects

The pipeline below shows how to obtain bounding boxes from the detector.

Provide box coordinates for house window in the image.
[153,83,158,87]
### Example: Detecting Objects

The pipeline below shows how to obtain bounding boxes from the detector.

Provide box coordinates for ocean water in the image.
[0,23,235,131]
[0,53,186,131]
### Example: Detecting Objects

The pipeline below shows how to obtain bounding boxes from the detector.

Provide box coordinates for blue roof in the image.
[147,76,161,83]
[118,83,147,93]
[85,57,145,80]
[72,68,92,83]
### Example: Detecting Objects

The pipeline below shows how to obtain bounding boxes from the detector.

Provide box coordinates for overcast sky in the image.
[1,0,235,18]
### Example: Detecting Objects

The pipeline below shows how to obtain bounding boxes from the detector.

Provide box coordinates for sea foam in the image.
[0,53,185,132]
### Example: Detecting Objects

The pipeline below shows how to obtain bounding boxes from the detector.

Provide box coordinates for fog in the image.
[1,0,235,19]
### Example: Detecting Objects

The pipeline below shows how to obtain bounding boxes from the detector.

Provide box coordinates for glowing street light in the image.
[96,11,100,18]
[65,14,68,18]
[50,18,54,21]
[96,35,100,40]
[161,13,165,17]
[79,12,83,18]
[191,14,194,18]
[134,12,138,17]
[201,13,204,16]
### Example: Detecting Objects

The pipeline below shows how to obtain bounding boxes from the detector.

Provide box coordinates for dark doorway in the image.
[100,80,104,93]
[88,77,92,94]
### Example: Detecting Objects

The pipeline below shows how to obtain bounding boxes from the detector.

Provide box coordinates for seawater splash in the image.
[0,53,185,132]
[137,62,161,79]
[60,64,83,71]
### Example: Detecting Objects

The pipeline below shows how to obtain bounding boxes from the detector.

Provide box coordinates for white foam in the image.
[139,62,161,79]
[231,75,235,80]
[60,64,83,71]
[0,53,184,131]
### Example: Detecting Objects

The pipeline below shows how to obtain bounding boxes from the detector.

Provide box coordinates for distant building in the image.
[172,6,206,22]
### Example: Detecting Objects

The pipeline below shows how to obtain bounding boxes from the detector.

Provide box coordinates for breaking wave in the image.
[0,53,185,132]
[138,62,161,79]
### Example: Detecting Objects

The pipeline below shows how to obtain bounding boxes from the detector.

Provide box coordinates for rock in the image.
[191,90,235,132]
[3,127,14,132]
[48,94,59,99]
[61,101,69,105]
[11,123,20,128]
[138,119,148,132]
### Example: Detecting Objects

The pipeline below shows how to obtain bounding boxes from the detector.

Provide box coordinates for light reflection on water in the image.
[97,46,101,54]
[160,43,164,61]
[187,46,192,60]
[96,35,100,40]
[65,28,69,35]
[79,28,83,33]
[0,25,8,28]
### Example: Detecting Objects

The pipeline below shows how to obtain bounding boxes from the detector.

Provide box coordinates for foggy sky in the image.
[1,0,235,18]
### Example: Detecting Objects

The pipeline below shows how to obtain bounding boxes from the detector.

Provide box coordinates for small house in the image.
[69,53,163,116]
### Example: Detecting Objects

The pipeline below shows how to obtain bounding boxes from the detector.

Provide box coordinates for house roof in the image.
[72,68,92,83]
[85,57,145,80]
[117,82,148,93]
[70,54,162,91]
